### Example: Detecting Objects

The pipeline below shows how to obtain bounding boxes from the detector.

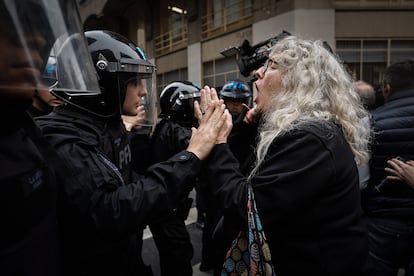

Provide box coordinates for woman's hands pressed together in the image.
[186,85,232,160]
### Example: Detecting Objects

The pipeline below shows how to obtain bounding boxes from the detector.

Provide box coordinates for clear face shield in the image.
[0,0,100,102]
[51,33,101,97]
[118,57,157,134]
[136,75,157,134]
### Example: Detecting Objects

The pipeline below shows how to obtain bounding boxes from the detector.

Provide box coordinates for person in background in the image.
[386,158,414,188]
[219,79,252,118]
[353,80,374,190]
[373,83,385,109]
[202,35,373,275]
[28,55,63,117]
[199,80,258,274]
[354,80,376,111]
[365,59,414,276]
[28,86,64,117]
[219,79,256,163]
[0,1,93,275]
[148,80,201,276]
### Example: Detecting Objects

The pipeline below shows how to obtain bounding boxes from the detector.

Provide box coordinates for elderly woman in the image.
[203,36,372,275]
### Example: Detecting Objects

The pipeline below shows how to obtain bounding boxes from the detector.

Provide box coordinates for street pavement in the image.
[142,191,214,276]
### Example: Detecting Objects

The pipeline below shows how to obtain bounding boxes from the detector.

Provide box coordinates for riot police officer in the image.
[36,31,229,276]
[219,79,256,165]
[149,80,201,276]
[0,1,97,275]
[219,79,252,118]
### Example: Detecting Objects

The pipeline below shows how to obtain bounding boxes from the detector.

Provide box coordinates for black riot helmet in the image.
[219,79,252,103]
[0,0,100,116]
[55,30,156,120]
[159,81,201,126]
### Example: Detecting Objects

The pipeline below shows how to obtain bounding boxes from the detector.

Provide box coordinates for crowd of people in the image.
[1,1,414,276]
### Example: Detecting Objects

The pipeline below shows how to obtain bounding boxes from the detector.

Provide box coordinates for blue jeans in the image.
[368,217,414,276]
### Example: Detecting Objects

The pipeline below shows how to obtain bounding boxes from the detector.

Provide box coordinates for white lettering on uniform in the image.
[119,144,131,169]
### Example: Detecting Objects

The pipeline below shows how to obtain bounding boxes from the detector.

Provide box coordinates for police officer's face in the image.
[122,79,148,116]
[0,31,47,101]
[36,86,63,107]
[224,99,245,115]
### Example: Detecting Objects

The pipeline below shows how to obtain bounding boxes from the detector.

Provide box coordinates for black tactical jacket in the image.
[36,107,201,276]
[0,111,62,275]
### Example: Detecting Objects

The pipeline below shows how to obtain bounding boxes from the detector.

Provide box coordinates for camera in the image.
[221,30,291,77]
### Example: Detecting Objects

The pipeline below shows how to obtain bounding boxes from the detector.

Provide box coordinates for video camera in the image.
[221,30,291,77]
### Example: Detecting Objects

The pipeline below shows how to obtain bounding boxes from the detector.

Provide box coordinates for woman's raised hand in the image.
[186,85,232,160]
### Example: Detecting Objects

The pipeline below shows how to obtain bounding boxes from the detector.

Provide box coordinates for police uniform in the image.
[36,107,201,276]
[0,111,62,276]
[148,118,194,276]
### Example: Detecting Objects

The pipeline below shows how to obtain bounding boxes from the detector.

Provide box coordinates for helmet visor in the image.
[51,32,101,96]
[133,76,157,134]
[0,0,100,100]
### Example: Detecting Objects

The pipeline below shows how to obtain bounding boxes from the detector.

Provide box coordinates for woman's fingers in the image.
[200,86,213,114]
[216,109,233,144]
[194,100,204,121]
[210,87,219,102]
[200,85,221,113]
[187,100,230,160]
[204,85,213,105]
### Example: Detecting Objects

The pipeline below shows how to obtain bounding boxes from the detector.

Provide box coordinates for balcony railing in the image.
[201,1,253,39]
[154,25,188,56]
[154,0,253,55]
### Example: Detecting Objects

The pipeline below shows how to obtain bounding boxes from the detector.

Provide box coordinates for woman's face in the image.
[254,57,283,113]
[122,79,148,116]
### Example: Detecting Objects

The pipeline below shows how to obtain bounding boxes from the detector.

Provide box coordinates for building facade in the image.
[80,0,414,96]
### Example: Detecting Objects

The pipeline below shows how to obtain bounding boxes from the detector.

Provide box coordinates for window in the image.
[156,68,188,95]
[201,0,252,38]
[202,57,251,90]
[336,39,414,85]
[155,0,188,55]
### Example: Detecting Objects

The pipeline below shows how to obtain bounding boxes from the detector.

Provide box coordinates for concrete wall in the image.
[156,49,187,74]
[187,43,202,85]
[253,8,335,49]
[336,11,414,38]
[201,27,252,62]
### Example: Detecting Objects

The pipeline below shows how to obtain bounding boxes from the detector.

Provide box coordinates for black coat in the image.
[149,118,192,165]
[0,112,62,275]
[367,88,414,217]
[36,107,201,276]
[206,120,371,276]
